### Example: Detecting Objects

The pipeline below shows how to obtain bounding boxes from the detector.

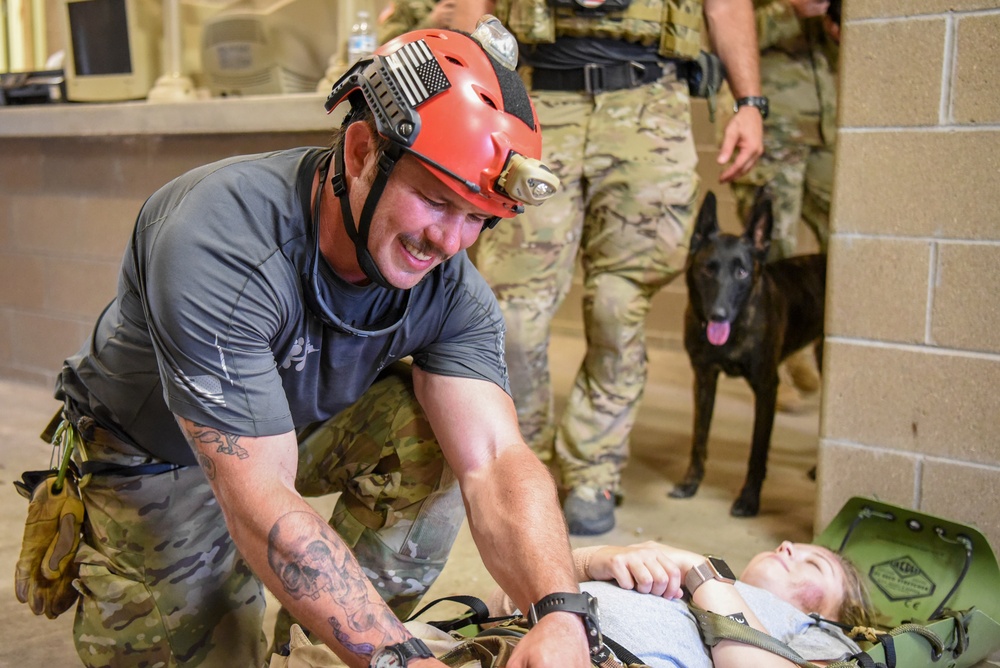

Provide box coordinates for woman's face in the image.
[740,542,846,620]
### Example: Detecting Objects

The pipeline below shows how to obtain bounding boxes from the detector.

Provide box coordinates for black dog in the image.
[669,189,826,517]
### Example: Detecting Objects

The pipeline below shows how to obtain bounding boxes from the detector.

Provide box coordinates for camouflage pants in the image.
[71,365,463,667]
[731,113,833,261]
[475,71,699,493]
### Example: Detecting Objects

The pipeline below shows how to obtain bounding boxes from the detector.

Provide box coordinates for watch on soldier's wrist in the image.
[683,556,737,596]
[528,591,604,658]
[734,95,769,119]
[369,638,433,667]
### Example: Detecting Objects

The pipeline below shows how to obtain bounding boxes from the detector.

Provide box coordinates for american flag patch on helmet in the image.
[385,39,451,108]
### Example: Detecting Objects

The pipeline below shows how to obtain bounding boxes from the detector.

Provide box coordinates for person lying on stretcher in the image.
[489,540,877,668]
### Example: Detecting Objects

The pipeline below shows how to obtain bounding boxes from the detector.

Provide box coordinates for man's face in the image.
[740,542,846,620]
[352,147,492,290]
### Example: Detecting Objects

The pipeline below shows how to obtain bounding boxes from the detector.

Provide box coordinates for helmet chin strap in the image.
[329,140,403,291]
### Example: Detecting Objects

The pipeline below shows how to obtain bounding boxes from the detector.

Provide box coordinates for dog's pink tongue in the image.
[707,321,730,346]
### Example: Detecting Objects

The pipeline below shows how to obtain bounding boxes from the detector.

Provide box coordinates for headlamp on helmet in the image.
[497,153,559,207]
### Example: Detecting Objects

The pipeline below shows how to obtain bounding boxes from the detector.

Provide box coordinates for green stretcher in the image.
[814,497,1000,668]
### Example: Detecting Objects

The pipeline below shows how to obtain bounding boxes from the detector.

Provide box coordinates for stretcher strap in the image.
[832,617,959,668]
[689,604,820,667]
[600,635,645,667]
[694,604,970,668]
[407,594,517,633]
[844,652,883,668]
[941,609,970,656]
[410,595,647,667]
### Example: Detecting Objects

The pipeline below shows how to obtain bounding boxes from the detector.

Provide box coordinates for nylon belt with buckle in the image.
[531,61,664,94]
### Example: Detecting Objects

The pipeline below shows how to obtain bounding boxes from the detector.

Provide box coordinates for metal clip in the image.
[583,63,603,94]
[628,61,646,87]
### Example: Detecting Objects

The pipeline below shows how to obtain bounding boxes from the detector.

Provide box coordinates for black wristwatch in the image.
[734,95,769,119]
[683,556,737,596]
[528,591,604,658]
[369,638,433,667]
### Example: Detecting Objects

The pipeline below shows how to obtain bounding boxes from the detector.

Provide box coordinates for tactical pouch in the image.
[680,50,724,120]
[14,417,85,619]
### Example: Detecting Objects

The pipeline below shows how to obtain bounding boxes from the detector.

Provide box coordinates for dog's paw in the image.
[730,496,760,517]
[669,482,700,499]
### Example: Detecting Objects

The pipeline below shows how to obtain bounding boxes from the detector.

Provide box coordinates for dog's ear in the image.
[690,191,719,254]
[745,187,774,258]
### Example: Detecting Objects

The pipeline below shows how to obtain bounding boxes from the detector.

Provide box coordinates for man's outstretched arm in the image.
[176,417,444,668]
[412,368,592,668]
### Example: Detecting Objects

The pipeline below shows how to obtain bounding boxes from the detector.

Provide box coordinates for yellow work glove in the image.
[15,473,84,619]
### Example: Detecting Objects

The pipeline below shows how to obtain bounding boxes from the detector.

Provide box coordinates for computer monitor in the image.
[62,0,161,101]
[200,0,343,97]
[61,0,236,102]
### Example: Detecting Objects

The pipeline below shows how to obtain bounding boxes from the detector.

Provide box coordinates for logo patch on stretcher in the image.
[869,556,936,601]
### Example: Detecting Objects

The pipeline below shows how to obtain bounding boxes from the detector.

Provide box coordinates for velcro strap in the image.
[78,461,184,477]
[407,594,516,633]
[531,61,664,93]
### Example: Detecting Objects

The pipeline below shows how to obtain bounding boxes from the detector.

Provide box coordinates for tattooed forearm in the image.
[196,452,217,480]
[330,618,375,656]
[267,512,406,654]
[188,423,250,460]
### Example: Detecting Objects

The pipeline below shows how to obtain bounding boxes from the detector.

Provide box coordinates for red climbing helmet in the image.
[325,17,558,222]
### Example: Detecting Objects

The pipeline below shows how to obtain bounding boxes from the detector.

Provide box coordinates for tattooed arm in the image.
[411,368,592,668]
[176,417,445,668]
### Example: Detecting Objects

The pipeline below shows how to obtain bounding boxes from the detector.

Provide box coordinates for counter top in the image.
[0,92,344,138]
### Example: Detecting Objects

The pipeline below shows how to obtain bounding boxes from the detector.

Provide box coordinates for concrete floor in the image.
[0,332,838,666]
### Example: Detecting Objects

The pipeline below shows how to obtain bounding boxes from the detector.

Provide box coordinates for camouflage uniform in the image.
[476,62,699,495]
[729,0,838,260]
[71,365,461,667]
[377,0,438,45]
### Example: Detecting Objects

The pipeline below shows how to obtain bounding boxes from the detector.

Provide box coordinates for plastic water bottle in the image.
[348,10,376,65]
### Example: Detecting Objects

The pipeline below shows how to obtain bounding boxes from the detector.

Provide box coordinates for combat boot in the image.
[563,486,615,536]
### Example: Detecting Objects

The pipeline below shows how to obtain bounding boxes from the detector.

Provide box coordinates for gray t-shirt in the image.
[581,581,859,668]
[58,147,509,465]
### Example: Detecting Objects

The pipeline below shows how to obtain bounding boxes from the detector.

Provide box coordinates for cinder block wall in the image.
[0,132,330,387]
[816,3,1000,551]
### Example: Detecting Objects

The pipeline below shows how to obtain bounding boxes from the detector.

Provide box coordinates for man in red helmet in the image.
[30,24,595,668]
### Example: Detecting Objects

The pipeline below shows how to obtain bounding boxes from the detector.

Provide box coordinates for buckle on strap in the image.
[583,61,649,94]
[583,63,603,94]
[627,61,646,87]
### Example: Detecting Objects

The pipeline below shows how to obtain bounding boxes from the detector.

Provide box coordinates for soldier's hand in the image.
[717,107,764,183]
[430,0,458,28]
[507,612,591,667]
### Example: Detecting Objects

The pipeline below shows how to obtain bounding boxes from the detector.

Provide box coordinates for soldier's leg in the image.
[801,143,834,254]
[746,140,814,408]
[273,364,465,650]
[474,90,587,461]
[781,143,835,396]
[751,151,810,261]
[556,73,698,534]
[73,427,265,668]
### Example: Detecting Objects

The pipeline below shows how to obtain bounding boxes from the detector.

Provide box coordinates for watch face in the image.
[709,556,737,581]
[371,648,404,668]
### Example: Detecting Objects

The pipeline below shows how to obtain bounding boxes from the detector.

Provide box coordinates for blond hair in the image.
[833,552,878,629]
